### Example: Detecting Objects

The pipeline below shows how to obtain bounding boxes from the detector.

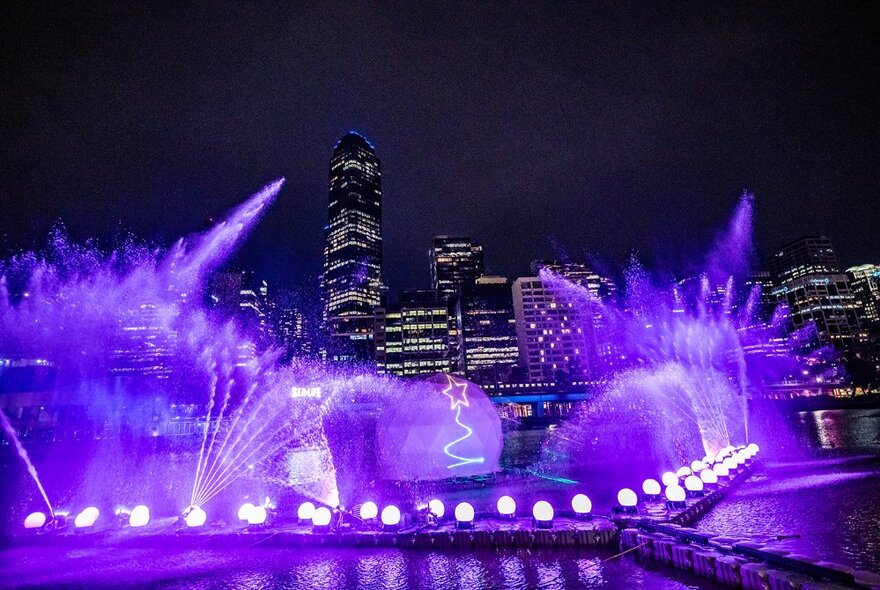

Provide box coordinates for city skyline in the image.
[1,3,878,293]
[1,127,877,297]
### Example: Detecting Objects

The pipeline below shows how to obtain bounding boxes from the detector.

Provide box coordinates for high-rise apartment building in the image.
[768,236,864,351]
[512,276,591,381]
[460,276,519,383]
[430,236,484,302]
[532,261,619,372]
[322,132,384,360]
[374,290,456,376]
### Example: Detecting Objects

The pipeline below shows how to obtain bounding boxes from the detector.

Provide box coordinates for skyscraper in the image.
[512,276,592,382]
[430,236,485,302]
[768,236,865,352]
[322,132,384,360]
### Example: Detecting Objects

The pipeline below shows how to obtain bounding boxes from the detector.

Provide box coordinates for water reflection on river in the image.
[699,408,880,572]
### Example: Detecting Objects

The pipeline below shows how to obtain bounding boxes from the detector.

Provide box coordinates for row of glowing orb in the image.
[24,443,757,531]
[619,443,759,509]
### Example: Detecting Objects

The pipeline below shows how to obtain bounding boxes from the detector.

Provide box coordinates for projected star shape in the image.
[442,374,470,409]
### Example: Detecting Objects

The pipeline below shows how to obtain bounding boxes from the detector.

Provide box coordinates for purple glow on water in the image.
[529,193,837,485]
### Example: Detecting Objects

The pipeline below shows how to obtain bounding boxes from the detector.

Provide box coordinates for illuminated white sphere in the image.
[642,479,661,496]
[297,502,316,521]
[702,454,714,464]
[454,502,475,523]
[713,463,730,477]
[428,499,445,518]
[237,502,256,521]
[75,506,100,528]
[617,488,638,508]
[746,443,759,454]
[571,494,592,514]
[661,471,679,487]
[700,469,718,484]
[665,484,686,503]
[184,506,206,528]
[380,505,401,526]
[359,501,379,520]
[312,506,332,527]
[734,452,747,465]
[684,475,704,492]
[690,460,707,472]
[24,512,47,529]
[129,505,150,528]
[248,506,268,525]
[496,495,516,516]
[676,466,692,478]
[532,500,554,522]
[722,457,737,470]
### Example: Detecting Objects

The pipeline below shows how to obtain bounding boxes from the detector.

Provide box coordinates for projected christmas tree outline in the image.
[441,374,486,469]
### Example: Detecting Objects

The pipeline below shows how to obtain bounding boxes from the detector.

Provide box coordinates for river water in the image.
[697,408,880,573]
[2,408,878,588]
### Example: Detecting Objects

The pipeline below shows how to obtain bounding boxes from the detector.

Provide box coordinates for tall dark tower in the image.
[322,131,384,360]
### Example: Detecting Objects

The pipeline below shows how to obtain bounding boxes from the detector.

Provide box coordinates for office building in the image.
[430,236,484,302]
[322,132,384,360]
[374,290,457,376]
[847,264,880,334]
[512,276,592,381]
[461,276,519,383]
[768,236,865,351]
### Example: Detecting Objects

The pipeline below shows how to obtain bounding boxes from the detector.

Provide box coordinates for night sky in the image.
[1,2,878,292]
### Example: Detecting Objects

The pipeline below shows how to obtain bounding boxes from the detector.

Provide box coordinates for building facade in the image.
[374,290,457,376]
[847,264,880,335]
[533,261,619,373]
[430,236,485,302]
[768,236,865,352]
[322,132,384,360]
[461,275,519,383]
[512,276,592,382]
